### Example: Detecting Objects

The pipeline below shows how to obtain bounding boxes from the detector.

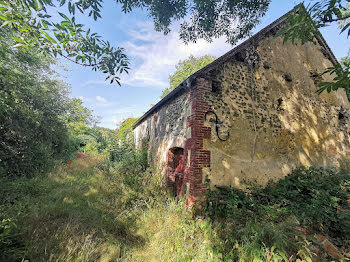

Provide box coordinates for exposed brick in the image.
[322,239,343,260]
[315,233,326,243]
[183,78,212,207]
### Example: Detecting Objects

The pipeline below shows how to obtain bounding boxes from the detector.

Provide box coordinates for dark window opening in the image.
[212,80,221,93]
[169,147,184,171]
[277,97,283,108]
[234,51,245,62]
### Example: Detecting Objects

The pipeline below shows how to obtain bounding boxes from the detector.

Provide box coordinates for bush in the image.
[204,166,350,260]
[0,31,79,178]
[108,133,149,190]
[263,167,350,246]
[0,218,24,261]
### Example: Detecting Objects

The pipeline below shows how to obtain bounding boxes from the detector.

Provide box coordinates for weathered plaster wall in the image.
[202,35,350,188]
[134,89,192,180]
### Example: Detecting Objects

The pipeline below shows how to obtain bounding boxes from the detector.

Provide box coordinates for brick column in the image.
[184,78,212,206]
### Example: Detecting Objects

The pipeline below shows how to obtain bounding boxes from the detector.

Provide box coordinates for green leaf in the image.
[11,37,24,43]
[43,32,57,43]
[58,12,70,21]
[1,20,11,27]
[0,14,8,20]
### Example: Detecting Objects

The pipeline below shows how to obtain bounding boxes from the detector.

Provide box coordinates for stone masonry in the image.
[133,8,350,206]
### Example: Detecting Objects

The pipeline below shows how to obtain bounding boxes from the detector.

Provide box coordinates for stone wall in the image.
[201,34,350,188]
[133,89,192,184]
[134,31,350,204]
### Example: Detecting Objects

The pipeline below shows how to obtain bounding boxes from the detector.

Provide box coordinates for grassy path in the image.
[1,156,218,262]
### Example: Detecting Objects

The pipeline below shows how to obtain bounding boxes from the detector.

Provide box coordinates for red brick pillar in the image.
[184,78,212,207]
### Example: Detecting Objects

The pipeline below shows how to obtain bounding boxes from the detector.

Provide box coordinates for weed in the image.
[204,166,350,261]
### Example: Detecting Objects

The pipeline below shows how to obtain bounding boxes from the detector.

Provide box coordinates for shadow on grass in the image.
[201,166,350,261]
[1,157,146,262]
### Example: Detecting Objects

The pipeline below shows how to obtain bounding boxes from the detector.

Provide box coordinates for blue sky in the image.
[56,0,350,129]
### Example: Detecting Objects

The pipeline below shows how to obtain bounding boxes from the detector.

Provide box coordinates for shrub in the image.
[263,166,350,246]
[0,30,79,178]
[204,166,350,259]
[0,218,24,261]
[109,134,149,190]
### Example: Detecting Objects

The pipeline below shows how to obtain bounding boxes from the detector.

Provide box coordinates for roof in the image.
[132,4,338,128]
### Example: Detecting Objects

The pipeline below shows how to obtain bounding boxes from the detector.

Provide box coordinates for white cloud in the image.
[80,21,236,128]
[83,21,233,90]
[96,95,108,104]
[78,96,91,102]
[119,21,232,89]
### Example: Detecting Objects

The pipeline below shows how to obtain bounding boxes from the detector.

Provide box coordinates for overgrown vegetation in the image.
[2,134,349,261]
[0,26,117,177]
[0,29,78,177]
[116,118,139,142]
[204,167,350,261]
[1,2,350,260]
[0,141,221,261]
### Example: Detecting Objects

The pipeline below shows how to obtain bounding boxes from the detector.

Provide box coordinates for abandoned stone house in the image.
[132,9,350,206]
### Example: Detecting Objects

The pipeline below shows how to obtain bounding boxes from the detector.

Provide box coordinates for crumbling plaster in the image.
[134,89,192,176]
[202,34,350,188]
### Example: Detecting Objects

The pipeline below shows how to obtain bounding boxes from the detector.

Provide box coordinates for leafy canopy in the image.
[62,98,95,134]
[116,0,271,45]
[0,0,271,85]
[278,1,350,101]
[0,0,130,85]
[161,54,216,98]
[0,29,88,177]
[2,0,350,96]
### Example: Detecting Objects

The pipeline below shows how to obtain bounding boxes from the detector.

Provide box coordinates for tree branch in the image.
[58,52,100,67]
[320,14,350,23]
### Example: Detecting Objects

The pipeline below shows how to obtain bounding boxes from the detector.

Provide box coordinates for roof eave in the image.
[132,75,195,128]
[132,3,338,128]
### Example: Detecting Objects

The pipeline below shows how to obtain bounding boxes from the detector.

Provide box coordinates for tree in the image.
[0,29,90,177]
[161,55,216,98]
[2,1,349,97]
[115,0,270,45]
[62,98,94,134]
[0,0,129,85]
[0,0,270,85]
[116,117,139,141]
[117,0,350,101]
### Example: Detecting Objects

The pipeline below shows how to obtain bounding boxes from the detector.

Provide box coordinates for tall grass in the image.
[0,155,220,261]
[1,153,349,261]
[126,200,220,262]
